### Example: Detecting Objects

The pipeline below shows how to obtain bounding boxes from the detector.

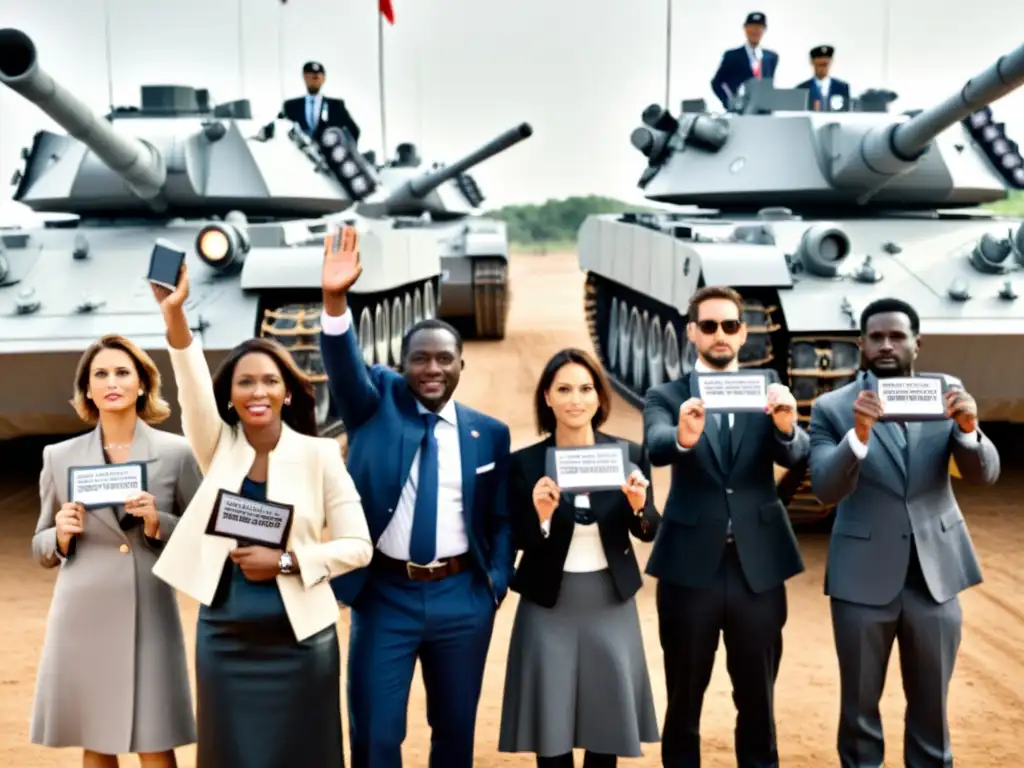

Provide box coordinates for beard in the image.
[702,347,736,369]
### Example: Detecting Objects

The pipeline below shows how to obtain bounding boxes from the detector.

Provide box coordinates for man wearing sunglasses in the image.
[642,285,809,768]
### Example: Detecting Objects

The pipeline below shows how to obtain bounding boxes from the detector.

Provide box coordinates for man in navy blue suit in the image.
[710,11,779,110]
[317,228,514,768]
[796,45,852,112]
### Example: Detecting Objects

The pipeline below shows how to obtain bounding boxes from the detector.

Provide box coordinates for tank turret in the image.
[355,122,533,220]
[0,27,375,219]
[632,41,1024,212]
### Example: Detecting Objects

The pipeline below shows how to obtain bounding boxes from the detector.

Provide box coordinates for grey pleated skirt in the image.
[498,569,660,758]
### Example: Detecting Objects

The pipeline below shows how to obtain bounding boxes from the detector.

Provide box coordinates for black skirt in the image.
[195,562,344,768]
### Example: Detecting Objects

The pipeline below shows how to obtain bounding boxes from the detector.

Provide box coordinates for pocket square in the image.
[476,462,495,475]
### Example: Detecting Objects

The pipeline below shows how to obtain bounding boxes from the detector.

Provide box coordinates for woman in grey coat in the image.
[31,334,200,768]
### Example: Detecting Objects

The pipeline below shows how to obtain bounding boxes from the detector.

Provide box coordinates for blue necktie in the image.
[409,412,440,564]
[305,97,316,133]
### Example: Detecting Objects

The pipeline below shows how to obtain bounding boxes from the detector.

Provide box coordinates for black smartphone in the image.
[147,239,186,290]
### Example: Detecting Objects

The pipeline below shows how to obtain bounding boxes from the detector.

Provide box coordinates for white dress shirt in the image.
[815,76,832,100]
[320,309,470,562]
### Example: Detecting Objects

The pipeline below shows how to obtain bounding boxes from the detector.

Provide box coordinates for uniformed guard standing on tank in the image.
[710,12,779,111]
[279,61,362,145]
[796,45,851,112]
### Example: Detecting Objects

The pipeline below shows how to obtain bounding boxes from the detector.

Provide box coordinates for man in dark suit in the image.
[278,60,361,144]
[643,285,809,768]
[795,45,851,112]
[317,228,513,768]
[710,11,779,110]
[808,297,1000,768]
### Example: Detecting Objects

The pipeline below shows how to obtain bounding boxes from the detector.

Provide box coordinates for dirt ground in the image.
[1,251,1022,767]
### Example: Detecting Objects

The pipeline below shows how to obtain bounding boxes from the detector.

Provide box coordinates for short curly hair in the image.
[70,335,171,425]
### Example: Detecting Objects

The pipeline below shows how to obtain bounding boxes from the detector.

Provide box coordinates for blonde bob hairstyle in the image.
[70,335,172,426]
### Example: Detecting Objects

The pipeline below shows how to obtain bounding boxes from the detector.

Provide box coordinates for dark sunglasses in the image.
[695,319,742,335]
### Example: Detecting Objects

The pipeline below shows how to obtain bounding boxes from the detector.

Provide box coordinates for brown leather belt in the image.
[371,551,472,582]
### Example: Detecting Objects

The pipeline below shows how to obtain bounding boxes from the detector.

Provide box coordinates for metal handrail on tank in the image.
[366,123,533,216]
[0,28,168,210]
[833,40,1024,186]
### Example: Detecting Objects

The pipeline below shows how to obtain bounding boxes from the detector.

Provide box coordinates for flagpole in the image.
[237,0,246,96]
[664,0,672,108]
[378,6,388,161]
[103,0,115,111]
[278,1,286,102]
[880,0,891,87]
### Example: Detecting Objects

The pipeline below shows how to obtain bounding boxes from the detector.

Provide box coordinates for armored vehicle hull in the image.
[355,123,535,340]
[0,27,441,441]
[0,218,440,440]
[578,40,1024,523]
[580,209,1024,522]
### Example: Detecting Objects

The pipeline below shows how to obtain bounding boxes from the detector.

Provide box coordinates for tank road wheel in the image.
[423,281,437,320]
[472,258,510,339]
[404,293,413,334]
[413,288,424,325]
[647,314,664,389]
[617,300,631,380]
[389,297,404,365]
[663,321,681,381]
[259,303,334,434]
[374,301,389,365]
[605,298,620,372]
[357,307,374,365]
[629,307,646,392]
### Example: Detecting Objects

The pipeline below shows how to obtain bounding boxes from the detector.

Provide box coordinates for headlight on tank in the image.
[796,223,851,277]
[195,223,249,272]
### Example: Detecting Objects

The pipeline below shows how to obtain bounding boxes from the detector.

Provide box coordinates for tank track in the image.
[471,257,511,339]
[583,272,857,525]
[258,277,440,437]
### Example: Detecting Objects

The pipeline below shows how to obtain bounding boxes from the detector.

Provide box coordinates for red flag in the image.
[379,0,394,23]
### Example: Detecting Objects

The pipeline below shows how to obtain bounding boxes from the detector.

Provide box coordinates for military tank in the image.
[349,125,534,340]
[0,26,443,440]
[578,43,1024,524]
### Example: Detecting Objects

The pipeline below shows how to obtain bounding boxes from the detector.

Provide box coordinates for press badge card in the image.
[697,371,770,413]
[546,442,629,492]
[68,462,148,509]
[873,374,949,421]
[206,489,295,548]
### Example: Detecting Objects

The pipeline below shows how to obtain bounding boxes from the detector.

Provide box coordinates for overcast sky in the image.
[2,0,1024,222]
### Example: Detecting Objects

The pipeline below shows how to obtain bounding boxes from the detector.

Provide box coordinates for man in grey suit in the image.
[808,297,1000,768]
[643,285,809,768]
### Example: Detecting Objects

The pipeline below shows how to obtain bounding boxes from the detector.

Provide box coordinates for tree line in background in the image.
[485,191,1024,250]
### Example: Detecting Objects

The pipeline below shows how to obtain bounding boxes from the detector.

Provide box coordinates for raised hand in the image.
[945,387,978,434]
[150,263,190,313]
[853,389,883,443]
[621,468,650,514]
[532,476,561,523]
[322,225,363,297]
[55,501,84,555]
[677,397,707,449]
[766,382,797,435]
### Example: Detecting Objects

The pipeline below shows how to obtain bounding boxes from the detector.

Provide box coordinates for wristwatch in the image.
[278,551,295,574]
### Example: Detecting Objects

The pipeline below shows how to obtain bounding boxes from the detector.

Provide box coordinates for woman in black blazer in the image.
[497,348,661,768]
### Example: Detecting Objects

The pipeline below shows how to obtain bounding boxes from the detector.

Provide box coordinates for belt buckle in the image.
[406,559,445,580]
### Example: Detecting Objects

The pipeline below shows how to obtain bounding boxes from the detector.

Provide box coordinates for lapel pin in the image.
[471,429,479,438]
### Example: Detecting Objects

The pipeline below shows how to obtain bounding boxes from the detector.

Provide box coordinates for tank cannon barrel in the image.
[399,122,533,201]
[0,28,168,209]
[891,41,1024,159]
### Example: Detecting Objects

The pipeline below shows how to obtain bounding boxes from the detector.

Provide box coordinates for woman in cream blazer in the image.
[149,266,373,768]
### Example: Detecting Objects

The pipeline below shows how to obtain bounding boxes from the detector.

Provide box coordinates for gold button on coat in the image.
[119,544,130,554]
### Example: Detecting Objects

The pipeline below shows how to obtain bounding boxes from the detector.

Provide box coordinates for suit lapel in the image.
[456,403,478,527]
[399,401,425,491]
[870,421,906,480]
[688,373,724,472]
